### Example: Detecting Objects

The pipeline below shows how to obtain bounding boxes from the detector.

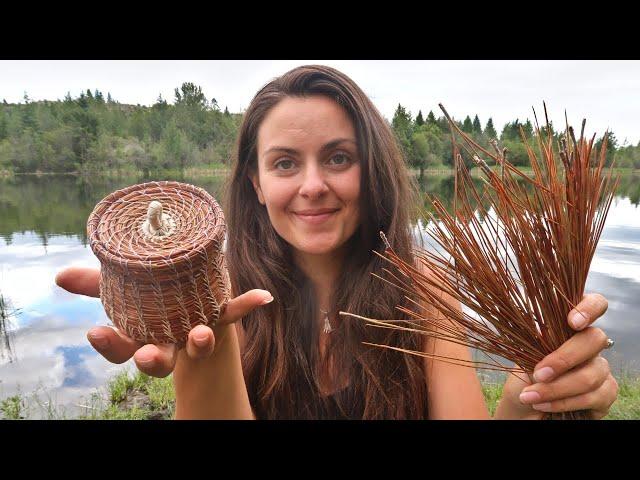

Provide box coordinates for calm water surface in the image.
[1,174,639,417]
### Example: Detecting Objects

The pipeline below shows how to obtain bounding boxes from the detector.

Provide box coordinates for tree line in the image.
[0,83,241,175]
[391,105,638,179]
[0,84,638,175]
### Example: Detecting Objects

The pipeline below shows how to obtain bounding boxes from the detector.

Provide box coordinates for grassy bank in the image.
[2,368,639,420]
[0,163,231,180]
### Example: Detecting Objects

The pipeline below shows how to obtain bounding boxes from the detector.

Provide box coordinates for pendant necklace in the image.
[320,309,333,333]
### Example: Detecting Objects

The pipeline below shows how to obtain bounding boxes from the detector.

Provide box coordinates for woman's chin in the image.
[293,239,344,256]
[298,245,336,256]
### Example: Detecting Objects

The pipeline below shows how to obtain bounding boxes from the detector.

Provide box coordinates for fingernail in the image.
[262,296,274,305]
[519,391,541,404]
[533,366,555,383]
[136,355,154,366]
[569,310,588,330]
[532,402,552,412]
[88,334,109,350]
[194,334,209,347]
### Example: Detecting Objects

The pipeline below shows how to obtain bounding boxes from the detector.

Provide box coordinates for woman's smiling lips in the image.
[292,208,340,225]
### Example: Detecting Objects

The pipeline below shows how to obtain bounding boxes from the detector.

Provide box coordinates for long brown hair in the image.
[224,65,429,419]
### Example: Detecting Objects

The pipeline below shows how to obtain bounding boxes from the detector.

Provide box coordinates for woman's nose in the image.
[299,163,329,199]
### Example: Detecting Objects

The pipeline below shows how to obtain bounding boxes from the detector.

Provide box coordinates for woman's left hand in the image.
[497,293,619,420]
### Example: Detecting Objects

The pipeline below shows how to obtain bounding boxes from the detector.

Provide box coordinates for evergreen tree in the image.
[107,92,114,104]
[415,110,424,126]
[501,119,521,141]
[77,92,89,110]
[391,104,413,161]
[21,93,38,131]
[462,115,473,133]
[149,94,169,141]
[436,115,449,133]
[153,94,168,109]
[472,115,482,134]
[174,83,207,109]
[426,110,437,126]
[484,118,497,139]
[595,131,618,166]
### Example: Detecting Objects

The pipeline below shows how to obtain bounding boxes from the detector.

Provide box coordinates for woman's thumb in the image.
[217,289,273,325]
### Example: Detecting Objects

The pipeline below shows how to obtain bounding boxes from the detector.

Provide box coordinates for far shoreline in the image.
[3,167,640,179]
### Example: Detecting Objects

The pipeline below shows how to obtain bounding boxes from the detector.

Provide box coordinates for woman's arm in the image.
[409,259,489,419]
[173,323,256,420]
[422,294,491,420]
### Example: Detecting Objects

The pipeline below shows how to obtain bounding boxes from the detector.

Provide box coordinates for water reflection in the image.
[0,173,638,416]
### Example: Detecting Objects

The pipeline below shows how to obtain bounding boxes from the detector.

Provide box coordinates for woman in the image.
[55,65,618,419]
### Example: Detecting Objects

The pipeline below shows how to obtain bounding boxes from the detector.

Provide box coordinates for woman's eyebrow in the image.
[263,146,298,156]
[320,138,357,153]
[263,138,357,156]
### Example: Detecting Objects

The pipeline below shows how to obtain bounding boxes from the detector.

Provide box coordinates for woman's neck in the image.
[293,248,346,310]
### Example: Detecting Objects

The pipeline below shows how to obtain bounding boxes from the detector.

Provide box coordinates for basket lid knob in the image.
[142,200,176,239]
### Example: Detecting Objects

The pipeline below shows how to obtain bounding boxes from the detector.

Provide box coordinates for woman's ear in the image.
[249,173,266,205]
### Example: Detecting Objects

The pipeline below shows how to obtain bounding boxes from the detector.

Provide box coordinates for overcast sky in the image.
[2,60,639,145]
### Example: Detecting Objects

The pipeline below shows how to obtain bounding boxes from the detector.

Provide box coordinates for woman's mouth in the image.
[292,208,340,225]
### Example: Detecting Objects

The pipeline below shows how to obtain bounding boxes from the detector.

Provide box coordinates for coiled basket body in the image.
[87,181,230,345]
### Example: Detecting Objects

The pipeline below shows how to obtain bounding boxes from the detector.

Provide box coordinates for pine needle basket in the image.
[87,181,231,346]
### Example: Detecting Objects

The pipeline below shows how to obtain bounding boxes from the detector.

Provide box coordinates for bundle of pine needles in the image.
[341,104,619,420]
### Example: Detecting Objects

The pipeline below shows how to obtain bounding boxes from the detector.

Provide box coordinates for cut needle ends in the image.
[342,104,619,420]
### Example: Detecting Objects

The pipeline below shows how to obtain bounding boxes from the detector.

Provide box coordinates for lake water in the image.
[1,173,639,418]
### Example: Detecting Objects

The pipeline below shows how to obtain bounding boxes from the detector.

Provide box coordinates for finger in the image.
[532,326,609,383]
[529,374,619,415]
[186,325,216,360]
[87,326,144,364]
[592,375,619,420]
[568,293,608,331]
[133,343,177,378]
[217,289,273,326]
[520,356,610,405]
[55,267,101,298]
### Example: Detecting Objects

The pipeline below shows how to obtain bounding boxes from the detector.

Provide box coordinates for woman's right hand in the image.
[55,266,273,378]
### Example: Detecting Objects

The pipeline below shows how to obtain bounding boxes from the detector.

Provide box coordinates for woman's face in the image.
[252,95,361,256]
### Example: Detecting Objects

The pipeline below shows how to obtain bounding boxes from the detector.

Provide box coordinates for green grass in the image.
[0,395,25,420]
[606,371,640,420]
[78,369,175,420]
[481,382,505,418]
[480,371,640,420]
[2,368,639,419]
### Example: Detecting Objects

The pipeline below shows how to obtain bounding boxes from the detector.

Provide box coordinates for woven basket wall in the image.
[87,181,230,345]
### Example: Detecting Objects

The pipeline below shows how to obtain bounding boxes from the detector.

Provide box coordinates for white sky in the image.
[1,60,639,145]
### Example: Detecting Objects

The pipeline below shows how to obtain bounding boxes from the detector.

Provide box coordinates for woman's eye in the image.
[329,153,350,166]
[275,159,294,170]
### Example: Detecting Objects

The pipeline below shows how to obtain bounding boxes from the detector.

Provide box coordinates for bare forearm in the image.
[173,324,255,419]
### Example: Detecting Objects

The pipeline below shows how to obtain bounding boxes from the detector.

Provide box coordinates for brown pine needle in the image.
[341,104,619,420]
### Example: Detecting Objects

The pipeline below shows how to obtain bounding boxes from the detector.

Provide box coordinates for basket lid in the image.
[87,181,226,271]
